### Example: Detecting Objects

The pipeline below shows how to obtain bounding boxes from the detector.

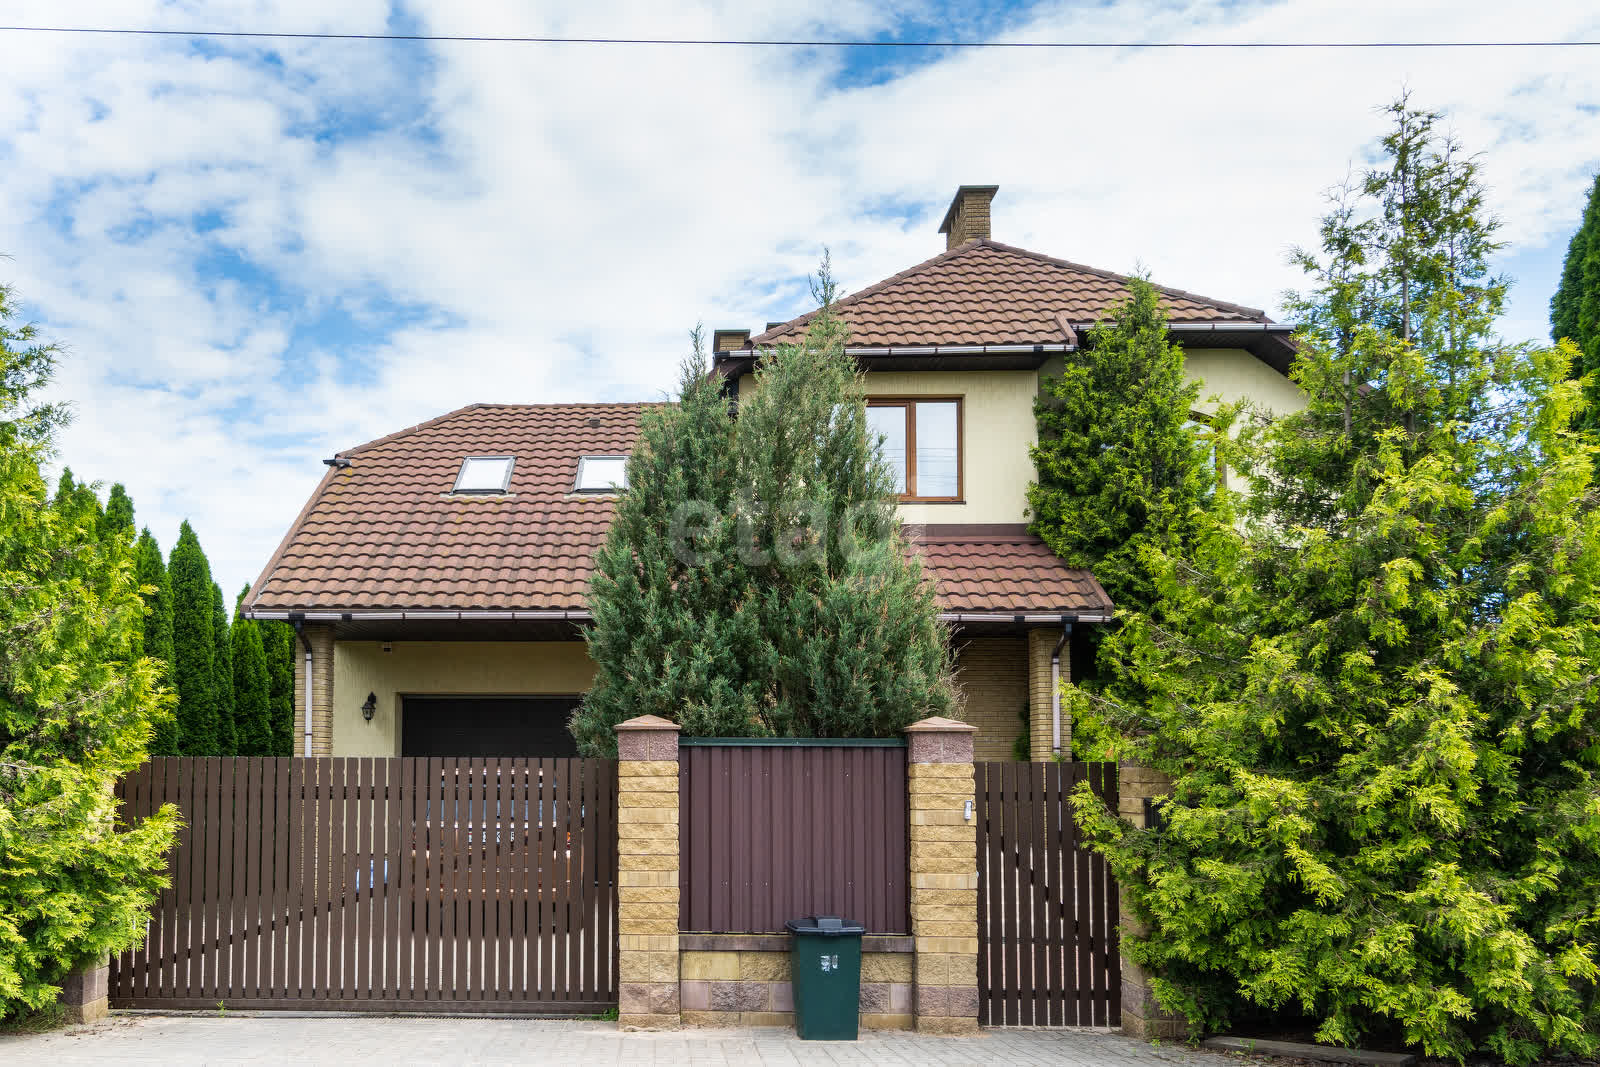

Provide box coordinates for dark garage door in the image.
[401,696,581,757]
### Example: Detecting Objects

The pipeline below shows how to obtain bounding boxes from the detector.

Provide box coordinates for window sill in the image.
[897,498,965,505]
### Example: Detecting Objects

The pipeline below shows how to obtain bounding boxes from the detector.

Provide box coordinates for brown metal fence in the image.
[109,757,617,1013]
[679,740,909,935]
[976,761,1119,1027]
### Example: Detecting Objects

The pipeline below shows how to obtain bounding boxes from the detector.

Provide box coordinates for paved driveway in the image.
[1,1015,1248,1065]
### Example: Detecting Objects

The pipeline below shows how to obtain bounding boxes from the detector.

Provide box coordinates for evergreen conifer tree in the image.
[100,483,134,541]
[574,262,955,753]
[1028,277,1214,622]
[167,521,217,754]
[211,582,235,757]
[135,528,178,756]
[262,621,296,756]
[1552,172,1600,432]
[230,584,273,756]
[1074,98,1600,1063]
[0,274,176,1017]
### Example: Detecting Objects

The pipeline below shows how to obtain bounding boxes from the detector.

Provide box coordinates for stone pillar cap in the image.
[615,714,681,732]
[904,716,978,733]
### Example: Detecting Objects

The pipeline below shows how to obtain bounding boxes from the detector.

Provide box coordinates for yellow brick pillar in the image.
[615,715,682,1029]
[905,716,980,1034]
[1117,761,1188,1041]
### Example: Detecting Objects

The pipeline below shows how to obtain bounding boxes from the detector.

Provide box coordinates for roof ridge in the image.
[339,401,661,458]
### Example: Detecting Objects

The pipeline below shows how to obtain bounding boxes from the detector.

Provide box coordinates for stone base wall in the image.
[679,947,913,1030]
[57,959,108,1024]
[1117,760,1189,1042]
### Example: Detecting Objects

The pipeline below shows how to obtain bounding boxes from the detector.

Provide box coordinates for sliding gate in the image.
[976,761,1120,1027]
[110,757,617,1013]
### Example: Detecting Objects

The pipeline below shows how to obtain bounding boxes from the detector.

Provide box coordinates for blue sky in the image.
[2,0,1599,602]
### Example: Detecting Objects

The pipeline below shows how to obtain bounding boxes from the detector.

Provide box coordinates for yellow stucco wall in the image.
[331,641,596,756]
[737,368,1037,524]
[1184,348,1306,419]
[864,370,1037,524]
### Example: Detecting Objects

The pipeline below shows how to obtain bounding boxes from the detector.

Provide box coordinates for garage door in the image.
[401,696,581,758]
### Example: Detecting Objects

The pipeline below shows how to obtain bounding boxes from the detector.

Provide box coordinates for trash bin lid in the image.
[784,915,866,936]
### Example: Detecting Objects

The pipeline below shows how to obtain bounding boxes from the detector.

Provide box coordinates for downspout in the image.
[1051,620,1073,758]
[293,619,314,758]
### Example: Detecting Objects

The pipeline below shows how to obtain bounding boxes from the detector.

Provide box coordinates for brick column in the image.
[1118,761,1188,1041]
[615,715,681,1029]
[905,716,980,1034]
[291,624,335,756]
[58,957,108,1024]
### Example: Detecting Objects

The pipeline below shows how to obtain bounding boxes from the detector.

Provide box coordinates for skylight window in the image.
[453,456,515,494]
[575,456,629,493]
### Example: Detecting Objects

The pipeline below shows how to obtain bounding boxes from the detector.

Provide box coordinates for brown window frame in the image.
[866,396,964,503]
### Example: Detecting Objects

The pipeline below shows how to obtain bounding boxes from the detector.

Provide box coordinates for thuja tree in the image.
[1553,172,1600,431]
[210,583,235,757]
[134,529,178,756]
[231,585,274,757]
[1028,276,1215,684]
[574,261,955,753]
[0,280,176,1017]
[168,522,217,754]
[1072,98,1600,1062]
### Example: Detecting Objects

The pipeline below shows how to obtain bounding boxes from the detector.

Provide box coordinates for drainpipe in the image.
[293,619,314,758]
[1051,620,1073,758]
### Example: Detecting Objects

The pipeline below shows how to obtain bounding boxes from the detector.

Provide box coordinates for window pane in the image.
[866,405,907,493]
[915,402,959,497]
[576,456,629,492]
[456,457,513,492]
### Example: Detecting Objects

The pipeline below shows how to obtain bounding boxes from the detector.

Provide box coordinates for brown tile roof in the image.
[247,407,1112,618]
[247,403,650,613]
[749,239,1270,348]
[906,525,1113,616]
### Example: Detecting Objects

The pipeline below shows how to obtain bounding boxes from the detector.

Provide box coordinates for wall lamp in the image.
[361,692,377,721]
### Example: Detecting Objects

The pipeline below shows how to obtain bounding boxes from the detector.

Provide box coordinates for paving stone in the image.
[0,1016,1263,1065]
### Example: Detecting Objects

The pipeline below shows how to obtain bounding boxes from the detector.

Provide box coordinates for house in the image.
[242,185,1305,763]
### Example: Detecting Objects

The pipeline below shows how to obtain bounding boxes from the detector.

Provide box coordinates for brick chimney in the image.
[938,185,998,250]
[712,328,751,352]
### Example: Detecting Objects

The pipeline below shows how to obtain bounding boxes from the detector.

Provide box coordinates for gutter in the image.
[249,608,1110,625]
[245,608,595,623]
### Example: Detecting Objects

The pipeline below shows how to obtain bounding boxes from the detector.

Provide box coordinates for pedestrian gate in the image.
[110,757,617,1013]
[975,761,1120,1027]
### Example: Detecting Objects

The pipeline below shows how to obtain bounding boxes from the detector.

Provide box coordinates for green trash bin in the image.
[785,915,866,1040]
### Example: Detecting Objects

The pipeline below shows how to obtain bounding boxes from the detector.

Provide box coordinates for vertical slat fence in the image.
[975,760,1119,1027]
[109,757,616,1012]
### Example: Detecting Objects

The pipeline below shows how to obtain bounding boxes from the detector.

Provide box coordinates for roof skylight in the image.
[453,456,515,494]
[575,456,629,493]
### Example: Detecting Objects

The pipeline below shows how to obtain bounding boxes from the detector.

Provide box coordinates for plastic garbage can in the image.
[785,915,866,1040]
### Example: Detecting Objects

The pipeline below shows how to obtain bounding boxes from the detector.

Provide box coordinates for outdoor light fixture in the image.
[361,693,377,722]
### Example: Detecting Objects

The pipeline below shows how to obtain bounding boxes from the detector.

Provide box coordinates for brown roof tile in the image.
[248,408,1112,618]
[749,239,1269,348]
[905,525,1113,616]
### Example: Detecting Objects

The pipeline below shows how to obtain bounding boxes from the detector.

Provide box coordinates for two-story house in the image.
[243,186,1304,762]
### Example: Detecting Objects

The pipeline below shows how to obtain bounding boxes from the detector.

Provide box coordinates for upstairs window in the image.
[453,456,515,494]
[866,398,962,501]
[575,455,629,493]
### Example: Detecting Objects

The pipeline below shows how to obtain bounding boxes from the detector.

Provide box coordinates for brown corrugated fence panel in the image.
[975,761,1120,1027]
[679,743,909,935]
[108,757,617,1012]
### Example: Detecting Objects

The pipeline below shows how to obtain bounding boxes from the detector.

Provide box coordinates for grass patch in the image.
[0,1003,68,1035]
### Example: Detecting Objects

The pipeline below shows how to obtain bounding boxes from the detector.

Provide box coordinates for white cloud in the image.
[2,0,1598,601]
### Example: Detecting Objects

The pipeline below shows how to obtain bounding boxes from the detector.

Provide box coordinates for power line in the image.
[0,25,1597,49]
